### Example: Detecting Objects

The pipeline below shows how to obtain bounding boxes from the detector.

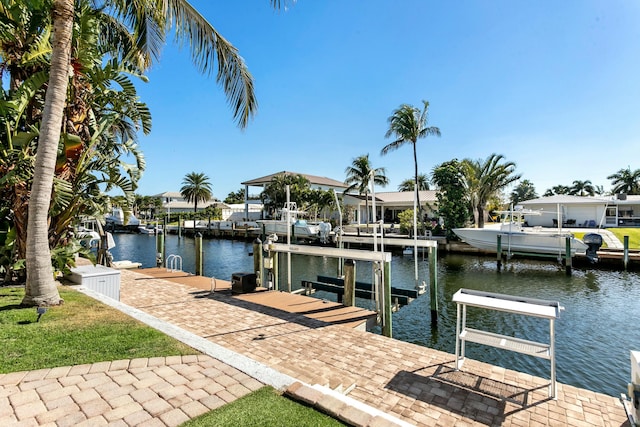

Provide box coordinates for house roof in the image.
[241,171,347,189]
[375,191,438,204]
[153,191,183,198]
[520,195,609,205]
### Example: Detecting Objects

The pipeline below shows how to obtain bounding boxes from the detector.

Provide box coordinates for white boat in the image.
[453,209,589,257]
[256,202,321,241]
[138,223,161,234]
[105,207,140,230]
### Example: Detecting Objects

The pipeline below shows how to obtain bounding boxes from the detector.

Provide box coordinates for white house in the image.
[343,191,439,224]
[153,191,220,214]
[518,194,640,227]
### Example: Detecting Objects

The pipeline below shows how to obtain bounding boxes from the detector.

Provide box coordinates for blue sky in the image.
[132,0,640,200]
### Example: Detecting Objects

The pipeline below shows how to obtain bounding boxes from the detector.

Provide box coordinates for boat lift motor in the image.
[582,233,603,263]
[622,351,640,426]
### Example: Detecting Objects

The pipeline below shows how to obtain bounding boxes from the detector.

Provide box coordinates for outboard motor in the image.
[583,233,603,263]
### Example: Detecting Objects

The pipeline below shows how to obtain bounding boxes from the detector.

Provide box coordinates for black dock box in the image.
[231,272,257,294]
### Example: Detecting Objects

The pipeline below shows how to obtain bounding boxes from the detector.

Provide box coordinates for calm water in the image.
[109,233,640,397]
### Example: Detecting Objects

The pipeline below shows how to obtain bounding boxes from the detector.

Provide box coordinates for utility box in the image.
[68,264,121,301]
[231,272,257,294]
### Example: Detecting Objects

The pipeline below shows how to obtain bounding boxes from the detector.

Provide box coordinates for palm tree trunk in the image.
[412,141,424,234]
[22,0,74,306]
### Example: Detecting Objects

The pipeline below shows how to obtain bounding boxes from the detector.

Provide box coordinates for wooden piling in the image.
[565,237,572,276]
[382,260,392,338]
[195,233,203,276]
[343,259,356,306]
[429,245,438,325]
[178,215,182,239]
[496,234,502,271]
[624,236,629,270]
[253,238,262,286]
[272,250,279,291]
[155,230,164,267]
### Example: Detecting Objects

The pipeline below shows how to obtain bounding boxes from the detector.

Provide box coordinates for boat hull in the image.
[453,227,588,255]
[256,220,320,240]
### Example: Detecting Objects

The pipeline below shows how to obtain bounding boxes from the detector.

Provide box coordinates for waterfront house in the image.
[342,191,439,225]
[518,194,640,227]
[153,191,220,215]
[240,171,348,220]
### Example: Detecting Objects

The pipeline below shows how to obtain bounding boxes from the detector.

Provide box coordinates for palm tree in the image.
[607,167,640,195]
[397,174,430,192]
[570,180,595,197]
[344,154,388,226]
[543,185,571,197]
[462,154,521,228]
[180,172,213,214]
[382,100,440,230]
[23,0,280,306]
[510,179,537,205]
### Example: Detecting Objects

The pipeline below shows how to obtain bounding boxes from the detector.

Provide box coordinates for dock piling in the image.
[624,236,629,270]
[565,237,572,276]
[343,260,356,306]
[429,245,438,325]
[253,238,263,286]
[155,230,164,267]
[382,260,392,338]
[497,234,502,271]
[195,233,203,275]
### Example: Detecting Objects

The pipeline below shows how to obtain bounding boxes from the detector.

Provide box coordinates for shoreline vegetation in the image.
[0,285,345,425]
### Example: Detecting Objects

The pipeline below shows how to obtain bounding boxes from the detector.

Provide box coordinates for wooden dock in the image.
[136,268,377,331]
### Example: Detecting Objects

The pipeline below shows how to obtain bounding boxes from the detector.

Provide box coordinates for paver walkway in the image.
[0,355,262,426]
[115,269,628,426]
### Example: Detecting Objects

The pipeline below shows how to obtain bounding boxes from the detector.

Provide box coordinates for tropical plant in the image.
[21,0,281,306]
[607,167,640,195]
[462,154,521,228]
[224,188,246,204]
[397,174,430,192]
[510,179,537,205]
[382,100,440,232]
[543,185,571,197]
[180,172,213,213]
[344,154,388,225]
[569,180,596,197]
[431,160,468,238]
[260,174,312,217]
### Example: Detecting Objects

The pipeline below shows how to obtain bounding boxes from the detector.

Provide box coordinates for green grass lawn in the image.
[181,386,346,427]
[0,286,198,373]
[608,228,640,249]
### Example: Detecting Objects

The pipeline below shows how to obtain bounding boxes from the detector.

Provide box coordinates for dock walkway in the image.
[1,267,629,426]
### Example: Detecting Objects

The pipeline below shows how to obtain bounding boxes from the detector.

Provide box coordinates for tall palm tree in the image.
[397,174,430,192]
[344,154,388,226]
[570,180,595,197]
[462,154,521,228]
[607,167,640,195]
[382,100,440,230]
[23,0,280,306]
[180,172,213,214]
[509,179,537,205]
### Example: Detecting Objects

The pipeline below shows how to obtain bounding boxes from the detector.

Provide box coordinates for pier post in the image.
[178,215,182,239]
[565,237,572,276]
[429,245,438,325]
[195,233,203,276]
[624,236,629,270]
[343,259,356,306]
[496,234,502,271]
[382,260,392,338]
[272,251,279,291]
[155,230,164,267]
[253,238,262,287]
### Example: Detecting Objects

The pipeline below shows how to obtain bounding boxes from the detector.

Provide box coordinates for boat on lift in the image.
[256,202,322,241]
[453,209,589,257]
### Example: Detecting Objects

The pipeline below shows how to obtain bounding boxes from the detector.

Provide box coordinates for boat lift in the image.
[262,242,394,337]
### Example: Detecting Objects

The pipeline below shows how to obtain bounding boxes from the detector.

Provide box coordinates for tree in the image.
[607,167,640,195]
[180,173,213,214]
[344,154,388,225]
[570,180,595,197]
[510,180,537,205]
[462,154,521,228]
[431,160,468,239]
[260,174,312,217]
[543,185,571,197]
[224,188,246,204]
[382,100,440,231]
[22,0,280,306]
[397,174,430,192]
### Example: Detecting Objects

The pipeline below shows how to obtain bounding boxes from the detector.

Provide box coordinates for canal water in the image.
[109,233,640,398]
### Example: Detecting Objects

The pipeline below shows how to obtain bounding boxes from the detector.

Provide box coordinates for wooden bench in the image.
[452,288,563,398]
